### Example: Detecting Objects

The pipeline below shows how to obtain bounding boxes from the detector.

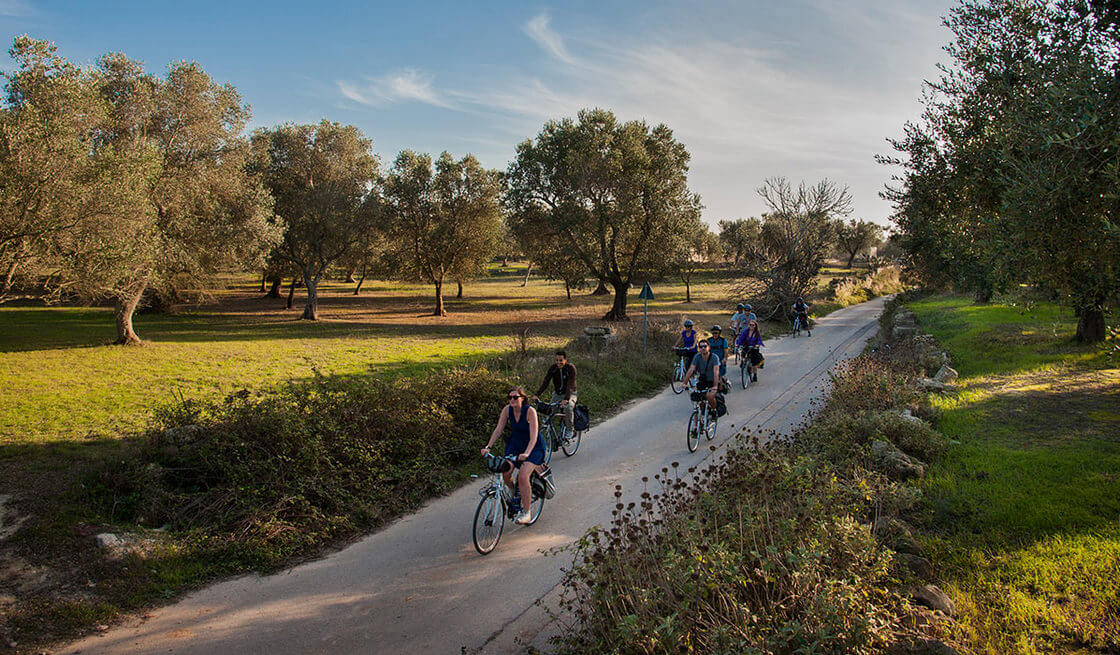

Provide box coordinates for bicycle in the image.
[684,382,718,452]
[471,455,549,555]
[792,313,811,337]
[670,347,693,394]
[740,345,761,389]
[536,400,582,458]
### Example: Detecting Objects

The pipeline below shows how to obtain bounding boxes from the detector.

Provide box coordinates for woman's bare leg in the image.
[517,464,536,512]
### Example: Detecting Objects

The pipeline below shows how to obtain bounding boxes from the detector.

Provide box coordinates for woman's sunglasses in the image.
[508,394,522,400]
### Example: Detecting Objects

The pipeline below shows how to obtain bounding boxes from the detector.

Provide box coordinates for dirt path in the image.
[60,297,887,655]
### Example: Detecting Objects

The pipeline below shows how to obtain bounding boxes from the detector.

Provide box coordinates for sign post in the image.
[638,282,655,349]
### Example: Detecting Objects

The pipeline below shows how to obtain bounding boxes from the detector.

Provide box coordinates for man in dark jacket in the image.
[534,350,577,436]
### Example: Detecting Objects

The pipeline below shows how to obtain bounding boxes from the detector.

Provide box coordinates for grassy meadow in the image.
[0,267,748,447]
[908,295,1120,654]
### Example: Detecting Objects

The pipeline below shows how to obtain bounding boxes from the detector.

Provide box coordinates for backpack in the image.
[573,404,590,431]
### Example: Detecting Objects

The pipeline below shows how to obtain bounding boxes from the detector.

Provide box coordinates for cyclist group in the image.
[476,298,812,542]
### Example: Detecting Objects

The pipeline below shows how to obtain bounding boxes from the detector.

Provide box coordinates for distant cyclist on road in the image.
[736,319,765,382]
[674,319,699,369]
[730,304,748,339]
[532,350,577,439]
[791,297,811,336]
[682,339,720,411]
[480,386,543,525]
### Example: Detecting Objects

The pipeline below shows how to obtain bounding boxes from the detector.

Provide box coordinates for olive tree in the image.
[885,0,1120,340]
[251,121,379,320]
[834,219,883,268]
[717,218,761,266]
[507,108,702,320]
[1,39,279,343]
[382,150,503,316]
[672,222,720,303]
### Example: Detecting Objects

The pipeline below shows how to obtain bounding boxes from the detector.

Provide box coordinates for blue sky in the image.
[1,0,954,226]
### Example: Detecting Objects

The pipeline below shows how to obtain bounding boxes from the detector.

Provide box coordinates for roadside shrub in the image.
[828,357,920,414]
[86,323,679,568]
[809,411,946,466]
[554,444,921,655]
[833,266,907,308]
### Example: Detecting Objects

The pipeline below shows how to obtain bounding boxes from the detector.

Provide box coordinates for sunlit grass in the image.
[909,294,1120,654]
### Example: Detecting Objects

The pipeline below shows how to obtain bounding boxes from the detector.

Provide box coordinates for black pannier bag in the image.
[530,465,557,499]
[690,390,707,402]
[715,393,728,417]
[573,404,590,431]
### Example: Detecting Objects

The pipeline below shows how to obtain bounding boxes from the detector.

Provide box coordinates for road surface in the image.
[62,296,887,655]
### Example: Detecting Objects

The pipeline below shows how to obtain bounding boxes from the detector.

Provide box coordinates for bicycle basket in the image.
[484,453,512,474]
[530,466,556,499]
[534,400,554,415]
[689,390,707,402]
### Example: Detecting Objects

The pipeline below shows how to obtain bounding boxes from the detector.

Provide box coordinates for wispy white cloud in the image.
[336,2,951,223]
[0,0,33,16]
[523,12,575,64]
[337,69,452,109]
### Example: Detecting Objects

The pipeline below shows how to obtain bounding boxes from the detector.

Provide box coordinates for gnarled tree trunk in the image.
[301,272,320,320]
[603,280,630,321]
[353,269,366,295]
[591,280,609,295]
[1076,302,1106,343]
[266,276,282,298]
[113,283,146,345]
[456,280,463,298]
[286,277,297,309]
[259,271,267,292]
[521,261,532,287]
[433,278,446,316]
[345,269,357,283]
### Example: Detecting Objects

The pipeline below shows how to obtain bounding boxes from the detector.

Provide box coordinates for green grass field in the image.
[908,295,1120,654]
[0,271,757,446]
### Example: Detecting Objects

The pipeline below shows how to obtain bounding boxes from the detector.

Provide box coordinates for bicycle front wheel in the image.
[706,411,718,441]
[741,362,749,389]
[670,364,684,394]
[562,429,582,457]
[687,411,700,452]
[472,491,504,555]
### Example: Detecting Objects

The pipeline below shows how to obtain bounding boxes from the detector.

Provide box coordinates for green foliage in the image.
[553,343,953,654]
[506,108,702,320]
[1,37,280,342]
[884,0,1120,340]
[716,217,761,266]
[831,266,907,309]
[382,150,504,315]
[833,219,884,269]
[251,120,379,320]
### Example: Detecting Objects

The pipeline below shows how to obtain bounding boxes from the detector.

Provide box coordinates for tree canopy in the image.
[883,0,1120,341]
[834,219,883,268]
[382,150,503,315]
[1,38,279,343]
[506,108,702,320]
[251,120,379,320]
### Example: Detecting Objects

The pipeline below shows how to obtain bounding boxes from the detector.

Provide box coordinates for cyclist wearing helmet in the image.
[791,297,811,336]
[708,325,729,382]
[682,339,720,410]
[730,304,747,339]
[480,386,544,524]
[674,318,699,369]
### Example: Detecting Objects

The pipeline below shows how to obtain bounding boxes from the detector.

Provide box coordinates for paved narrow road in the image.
[62,296,887,655]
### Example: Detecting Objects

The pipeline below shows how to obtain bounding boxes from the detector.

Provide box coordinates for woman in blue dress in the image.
[480,386,545,524]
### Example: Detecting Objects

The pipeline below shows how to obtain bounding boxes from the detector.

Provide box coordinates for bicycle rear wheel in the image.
[562,429,581,456]
[540,426,553,465]
[472,491,504,555]
[686,411,700,452]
